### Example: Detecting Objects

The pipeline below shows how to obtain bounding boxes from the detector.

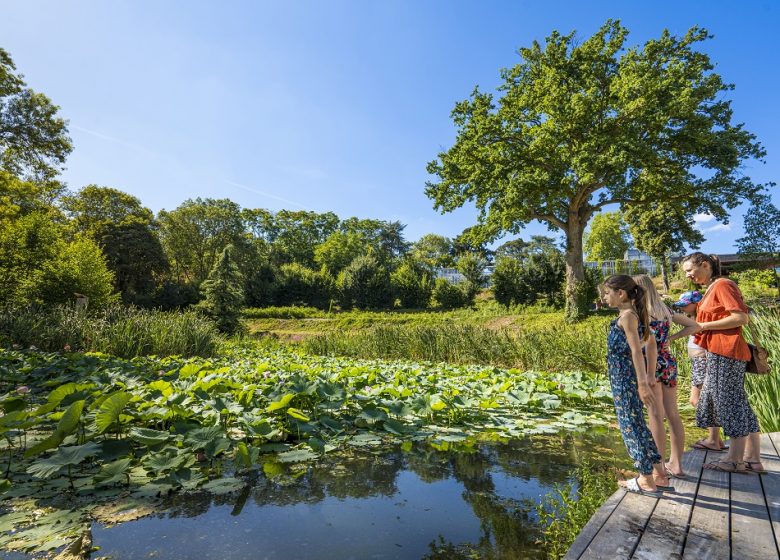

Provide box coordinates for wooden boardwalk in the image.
[565,432,780,560]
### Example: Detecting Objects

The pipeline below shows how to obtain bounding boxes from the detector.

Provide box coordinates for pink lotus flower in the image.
[16,386,30,395]
[63,344,71,352]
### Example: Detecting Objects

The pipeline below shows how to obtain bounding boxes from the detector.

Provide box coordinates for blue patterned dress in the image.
[607,317,661,475]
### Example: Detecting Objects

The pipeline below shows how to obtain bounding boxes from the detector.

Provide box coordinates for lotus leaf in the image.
[129,427,171,446]
[95,391,131,434]
[201,477,245,495]
[27,442,101,479]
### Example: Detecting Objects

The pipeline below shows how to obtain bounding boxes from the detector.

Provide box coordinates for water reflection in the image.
[93,431,629,560]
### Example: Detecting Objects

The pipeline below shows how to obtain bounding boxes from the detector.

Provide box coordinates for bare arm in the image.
[699,311,749,332]
[668,313,701,342]
[644,333,658,387]
[619,312,656,407]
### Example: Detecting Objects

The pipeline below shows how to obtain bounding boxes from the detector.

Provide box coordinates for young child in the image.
[633,276,699,480]
[670,290,727,452]
[602,274,668,496]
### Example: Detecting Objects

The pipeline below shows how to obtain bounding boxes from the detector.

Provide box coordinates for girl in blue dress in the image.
[603,274,667,496]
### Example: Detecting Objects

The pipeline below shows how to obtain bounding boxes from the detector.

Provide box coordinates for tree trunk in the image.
[661,254,670,292]
[564,222,589,322]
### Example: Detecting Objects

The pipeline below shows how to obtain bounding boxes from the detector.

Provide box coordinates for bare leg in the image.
[662,385,685,476]
[723,435,747,467]
[645,383,669,486]
[743,432,763,470]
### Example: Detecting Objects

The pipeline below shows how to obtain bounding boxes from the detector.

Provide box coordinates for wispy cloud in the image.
[72,123,311,211]
[222,179,312,210]
[70,124,157,157]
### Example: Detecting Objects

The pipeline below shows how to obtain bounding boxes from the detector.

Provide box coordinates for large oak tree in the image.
[426,21,765,319]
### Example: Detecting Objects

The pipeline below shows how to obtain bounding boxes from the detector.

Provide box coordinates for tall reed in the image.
[303,320,610,373]
[0,305,221,358]
[744,310,780,432]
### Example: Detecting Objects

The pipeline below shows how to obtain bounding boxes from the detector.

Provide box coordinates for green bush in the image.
[731,268,779,300]
[492,257,525,307]
[22,236,119,309]
[430,278,469,309]
[337,254,392,310]
[0,305,220,358]
[275,263,332,308]
[391,260,433,309]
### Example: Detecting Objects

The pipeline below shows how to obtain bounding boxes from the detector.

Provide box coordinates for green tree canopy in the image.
[314,231,371,277]
[62,185,155,236]
[426,20,765,319]
[242,209,339,267]
[623,201,704,290]
[736,192,780,257]
[62,185,167,302]
[410,234,455,271]
[158,198,246,284]
[583,211,630,261]
[1,48,72,183]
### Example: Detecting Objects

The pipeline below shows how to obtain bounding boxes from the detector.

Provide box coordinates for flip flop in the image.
[703,460,748,474]
[691,440,728,451]
[745,461,766,474]
[664,466,687,480]
[619,477,663,498]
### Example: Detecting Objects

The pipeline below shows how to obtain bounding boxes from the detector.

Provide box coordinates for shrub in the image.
[275,263,331,308]
[23,236,119,309]
[430,278,469,309]
[492,257,525,307]
[152,280,201,310]
[391,260,433,309]
[244,261,278,307]
[337,254,392,310]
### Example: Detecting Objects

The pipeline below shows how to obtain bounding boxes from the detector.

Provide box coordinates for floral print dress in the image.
[607,317,661,475]
[650,319,678,387]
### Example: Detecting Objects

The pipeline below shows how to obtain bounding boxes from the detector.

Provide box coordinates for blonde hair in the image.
[632,274,672,322]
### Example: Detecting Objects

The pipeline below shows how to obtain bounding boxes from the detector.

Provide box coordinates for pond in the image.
[88,432,629,560]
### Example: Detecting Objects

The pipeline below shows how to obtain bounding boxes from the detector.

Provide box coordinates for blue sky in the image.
[2,0,778,253]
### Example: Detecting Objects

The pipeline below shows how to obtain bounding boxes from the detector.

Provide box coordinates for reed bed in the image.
[0,305,221,358]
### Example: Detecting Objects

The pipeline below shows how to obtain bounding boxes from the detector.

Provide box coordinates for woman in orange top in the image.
[682,252,763,473]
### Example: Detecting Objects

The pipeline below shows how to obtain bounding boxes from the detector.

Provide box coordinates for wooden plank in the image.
[760,433,780,558]
[578,491,657,560]
[731,465,778,558]
[632,448,707,560]
[563,490,625,560]
[682,450,730,560]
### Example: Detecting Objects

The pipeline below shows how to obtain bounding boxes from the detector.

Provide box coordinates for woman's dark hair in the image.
[683,252,721,278]
[604,274,650,341]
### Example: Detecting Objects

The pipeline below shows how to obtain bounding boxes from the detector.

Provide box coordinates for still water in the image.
[92,432,630,560]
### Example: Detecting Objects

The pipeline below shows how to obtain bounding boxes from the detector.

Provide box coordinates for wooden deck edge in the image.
[563,489,625,560]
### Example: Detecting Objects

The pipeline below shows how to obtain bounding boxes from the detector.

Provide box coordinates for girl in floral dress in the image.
[633,275,699,480]
[603,275,668,495]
